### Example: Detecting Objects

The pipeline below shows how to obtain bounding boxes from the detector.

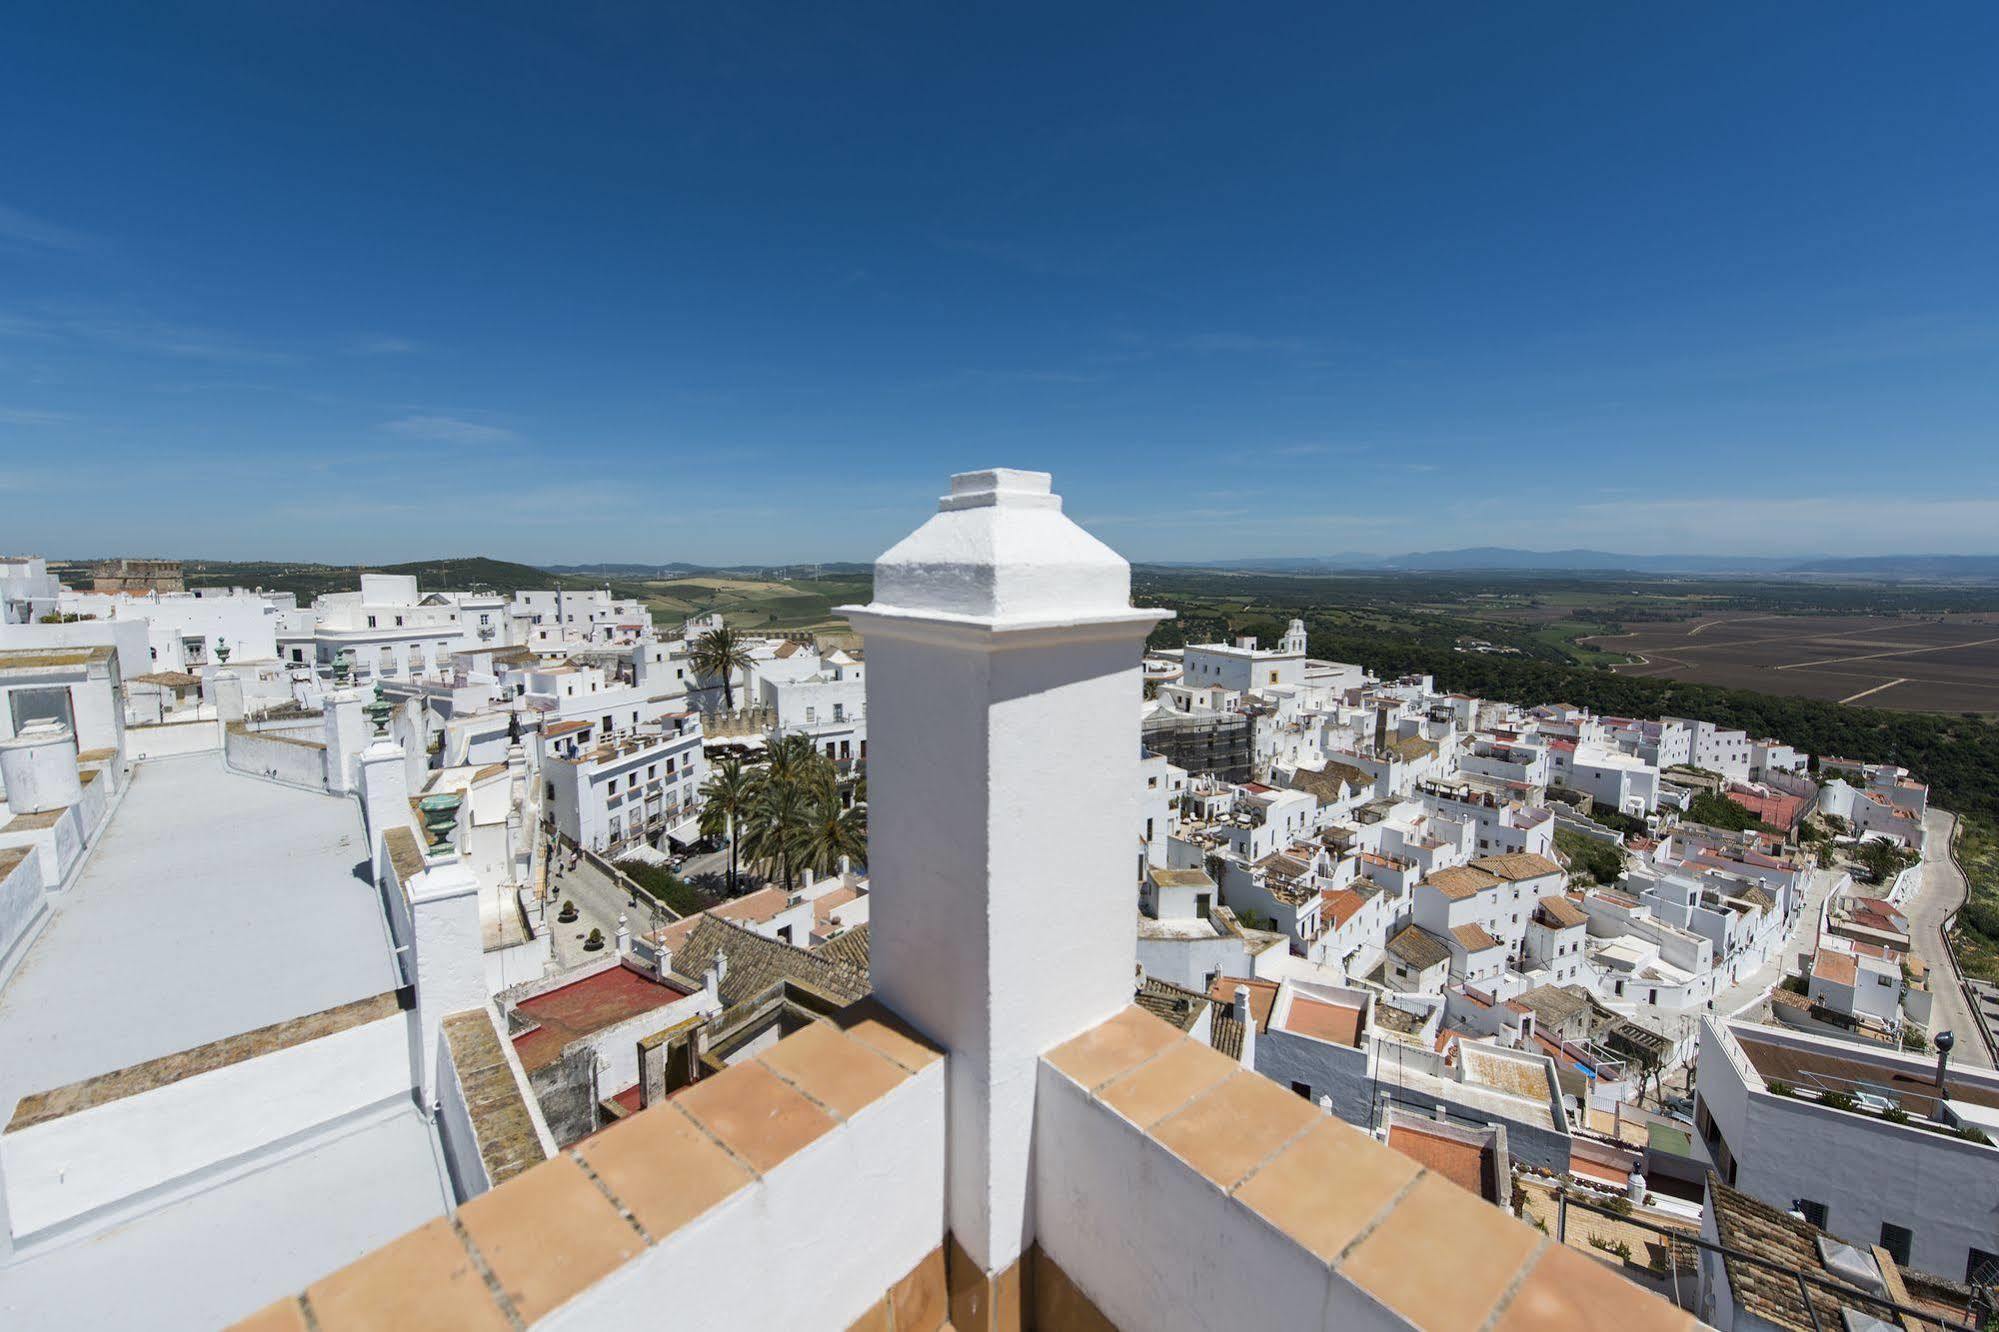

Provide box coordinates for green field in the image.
[636,575,871,634]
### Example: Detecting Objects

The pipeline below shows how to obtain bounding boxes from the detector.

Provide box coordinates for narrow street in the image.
[1903,809,1994,1068]
[1714,864,1839,1020]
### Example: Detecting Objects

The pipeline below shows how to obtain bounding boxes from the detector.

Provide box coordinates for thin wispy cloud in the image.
[380,413,521,444]
[346,335,419,356]
[0,407,74,426]
[0,202,94,252]
[1178,332,1315,356]
[0,307,293,364]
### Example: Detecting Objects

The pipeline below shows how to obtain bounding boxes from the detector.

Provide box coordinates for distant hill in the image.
[184,556,650,601]
[545,561,874,581]
[1150,548,1999,579]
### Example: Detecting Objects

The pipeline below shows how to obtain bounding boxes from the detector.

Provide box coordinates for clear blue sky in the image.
[5,4,1997,564]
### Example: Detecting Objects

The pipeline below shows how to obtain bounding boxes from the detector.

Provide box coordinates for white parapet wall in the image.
[0,847,49,985]
[123,717,223,761]
[1033,1057,1399,1331]
[540,1053,948,1331]
[0,996,411,1240]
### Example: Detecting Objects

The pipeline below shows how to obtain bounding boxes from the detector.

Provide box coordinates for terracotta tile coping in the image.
[235,1011,947,1331]
[442,1008,548,1187]
[1043,1006,1696,1332]
[9,990,407,1132]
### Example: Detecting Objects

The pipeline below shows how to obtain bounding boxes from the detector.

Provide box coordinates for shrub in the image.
[1768,1080,1793,1097]
[1589,1236,1635,1262]
[583,927,605,951]
[1883,1106,1910,1125]
[617,858,709,916]
[1821,1090,1857,1112]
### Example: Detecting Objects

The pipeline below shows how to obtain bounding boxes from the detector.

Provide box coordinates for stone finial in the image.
[856,468,1163,626]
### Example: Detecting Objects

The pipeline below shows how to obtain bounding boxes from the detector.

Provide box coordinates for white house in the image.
[1696,1017,1999,1284]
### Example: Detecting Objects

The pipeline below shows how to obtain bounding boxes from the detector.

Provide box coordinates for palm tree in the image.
[741,769,814,890]
[689,624,753,711]
[799,771,868,879]
[698,756,756,895]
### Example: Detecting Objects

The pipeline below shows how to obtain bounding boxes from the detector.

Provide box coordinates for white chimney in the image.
[655,943,673,983]
[839,468,1169,1280]
[615,914,630,956]
[1235,984,1258,1068]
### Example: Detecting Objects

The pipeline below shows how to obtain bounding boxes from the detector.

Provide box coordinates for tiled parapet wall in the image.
[1036,1006,1699,1332]
[231,1001,947,1331]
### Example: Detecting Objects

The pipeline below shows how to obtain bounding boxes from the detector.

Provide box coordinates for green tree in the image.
[798,770,868,879]
[698,755,756,894]
[689,624,754,710]
[741,766,815,890]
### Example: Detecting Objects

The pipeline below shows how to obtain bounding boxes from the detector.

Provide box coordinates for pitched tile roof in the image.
[1471,852,1564,881]
[1707,1175,1872,1332]
[1535,896,1589,929]
[810,923,870,974]
[1425,865,1501,900]
[1451,923,1502,953]
[1387,926,1452,971]
[1136,976,1212,1033]
[674,916,869,1008]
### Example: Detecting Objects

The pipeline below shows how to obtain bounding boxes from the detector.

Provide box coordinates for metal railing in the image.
[1553,1190,1977,1332]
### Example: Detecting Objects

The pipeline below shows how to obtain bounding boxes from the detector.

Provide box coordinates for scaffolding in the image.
[1143,711,1253,784]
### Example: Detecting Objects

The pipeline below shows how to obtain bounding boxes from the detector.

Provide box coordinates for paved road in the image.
[544,854,662,970]
[1904,809,1994,1068]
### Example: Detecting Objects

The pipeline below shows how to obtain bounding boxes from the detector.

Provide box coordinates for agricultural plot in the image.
[639,575,871,634]
[1593,613,1999,713]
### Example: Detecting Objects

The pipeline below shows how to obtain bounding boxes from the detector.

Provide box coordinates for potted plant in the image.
[558,899,579,923]
[584,927,605,952]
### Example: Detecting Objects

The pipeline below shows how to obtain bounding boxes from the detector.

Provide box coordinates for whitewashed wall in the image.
[0,1011,410,1238]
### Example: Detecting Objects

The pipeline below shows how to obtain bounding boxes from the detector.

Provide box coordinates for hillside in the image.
[184,557,652,602]
[180,557,871,635]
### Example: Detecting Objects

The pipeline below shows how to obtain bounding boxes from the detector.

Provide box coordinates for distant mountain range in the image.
[1140,549,1999,578]
[543,562,873,580]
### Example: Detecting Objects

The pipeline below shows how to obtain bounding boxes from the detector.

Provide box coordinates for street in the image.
[1902,809,1994,1068]
[541,842,763,970]
[1714,863,1839,1019]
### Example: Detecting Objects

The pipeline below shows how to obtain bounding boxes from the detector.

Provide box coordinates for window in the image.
[367,615,377,628]
[1196,894,1211,919]
[395,615,404,627]
[1290,1082,1311,1099]
[1879,1223,1912,1267]
[833,703,845,722]
[1797,1200,1828,1230]
[1967,1248,1999,1286]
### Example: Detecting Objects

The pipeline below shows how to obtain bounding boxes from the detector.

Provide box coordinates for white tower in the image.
[841,468,1169,1281]
[1281,616,1308,657]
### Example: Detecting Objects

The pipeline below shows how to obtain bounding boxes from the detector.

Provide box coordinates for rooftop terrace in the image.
[0,752,399,1117]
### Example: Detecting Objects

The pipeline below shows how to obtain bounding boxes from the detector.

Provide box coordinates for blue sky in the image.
[5,4,1998,564]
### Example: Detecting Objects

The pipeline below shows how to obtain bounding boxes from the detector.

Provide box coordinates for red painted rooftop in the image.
[511,965,690,1072]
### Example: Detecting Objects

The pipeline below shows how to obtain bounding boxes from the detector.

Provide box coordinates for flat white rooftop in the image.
[0,752,401,1121]
[0,1106,452,1329]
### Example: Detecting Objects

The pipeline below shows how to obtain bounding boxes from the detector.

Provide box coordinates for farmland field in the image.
[1592,613,1999,714]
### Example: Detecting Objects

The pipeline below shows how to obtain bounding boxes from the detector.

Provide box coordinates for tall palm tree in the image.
[689,625,753,711]
[698,755,756,895]
[764,732,828,788]
[741,770,814,891]
[799,771,867,879]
